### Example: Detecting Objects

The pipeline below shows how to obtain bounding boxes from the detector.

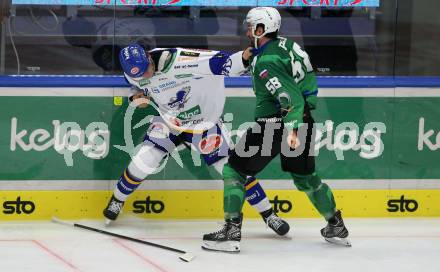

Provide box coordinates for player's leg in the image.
[207,123,289,235]
[244,176,289,235]
[103,144,168,224]
[202,120,285,252]
[290,172,349,246]
[228,120,290,234]
[103,118,181,224]
[281,112,350,246]
[212,140,290,235]
[201,163,247,253]
[213,121,275,218]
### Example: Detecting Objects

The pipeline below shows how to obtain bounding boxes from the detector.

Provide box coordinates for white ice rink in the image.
[0,217,439,272]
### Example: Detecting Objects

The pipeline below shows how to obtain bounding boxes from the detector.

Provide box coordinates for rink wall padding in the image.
[0,76,440,219]
[1,190,439,220]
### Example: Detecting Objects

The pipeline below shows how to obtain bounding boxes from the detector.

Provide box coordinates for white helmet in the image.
[245,7,281,48]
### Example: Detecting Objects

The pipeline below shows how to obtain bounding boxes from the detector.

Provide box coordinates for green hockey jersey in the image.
[249,37,318,129]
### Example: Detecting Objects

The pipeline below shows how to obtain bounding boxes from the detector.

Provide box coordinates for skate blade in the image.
[324,237,352,247]
[104,218,113,226]
[201,241,240,253]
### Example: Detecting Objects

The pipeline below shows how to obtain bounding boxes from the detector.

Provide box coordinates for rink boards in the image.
[1,189,440,220]
[0,77,440,219]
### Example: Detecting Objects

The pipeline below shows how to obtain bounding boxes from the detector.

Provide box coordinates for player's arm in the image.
[227,50,251,76]
[300,72,318,110]
[130,91,150,109]
[207,50,248,76]
[124,74,150,108]
[255,59,305,148]
[241,47,253,68]
[291,42,318,110]
[255,59,305,131]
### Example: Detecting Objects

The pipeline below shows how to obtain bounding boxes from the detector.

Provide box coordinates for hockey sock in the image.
[260,208,275,219]
[291,172,336,221]
[244,176,273,214]
[113,169,144,202]
[223,164,246,220]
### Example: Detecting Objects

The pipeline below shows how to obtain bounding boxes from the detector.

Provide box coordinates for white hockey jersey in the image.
[125,47,246,133]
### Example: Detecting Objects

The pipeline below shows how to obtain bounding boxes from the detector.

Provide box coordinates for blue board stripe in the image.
[1,75,440,88]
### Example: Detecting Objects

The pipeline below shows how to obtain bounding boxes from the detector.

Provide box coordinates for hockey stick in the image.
[52,217,195,262]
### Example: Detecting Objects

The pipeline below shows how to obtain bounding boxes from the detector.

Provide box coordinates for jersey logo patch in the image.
[147,122,170,139]
[221,58,232,75]
[177,105,201,120]
[170,117,182,127]
[130,67,140,75]
[180,51,200,57]
[209,52,232,75]
[259,69,269,79]
[199,134,223,155]
[150,87,160,94]
[138,78,151,87]
[168,87,190,109]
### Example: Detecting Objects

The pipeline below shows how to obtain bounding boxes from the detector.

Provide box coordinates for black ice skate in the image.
[103,195,124,225]
[262,210,290,236]
[321,210,351,247]
[202,215,242,253]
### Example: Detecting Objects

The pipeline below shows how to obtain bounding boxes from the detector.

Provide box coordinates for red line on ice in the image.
[32,240,79,271]
[113,238,169,272]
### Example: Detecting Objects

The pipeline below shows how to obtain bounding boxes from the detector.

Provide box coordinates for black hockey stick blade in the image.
[52,217,195,262]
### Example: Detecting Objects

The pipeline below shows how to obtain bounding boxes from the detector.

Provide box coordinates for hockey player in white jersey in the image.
[103,43,290,236]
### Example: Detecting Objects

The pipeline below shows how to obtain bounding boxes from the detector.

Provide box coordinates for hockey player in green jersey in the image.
[202,7,350,253]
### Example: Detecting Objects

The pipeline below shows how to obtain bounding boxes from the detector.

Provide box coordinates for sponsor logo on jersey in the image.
[138,78,151,87]
[177,105,202,120]
[174,64,199,69]
[147,122,170,139]
[150,87,160,94]
[180,51,200,57]
[178,56,199,62]
[277,92,292,117]
[168,87,190,109]
[180,118,204,127]
[157,80,190,92]
[174,74,193,79]
[199,134,223,154]
[259,69,269,79]
[158,80,177,90]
